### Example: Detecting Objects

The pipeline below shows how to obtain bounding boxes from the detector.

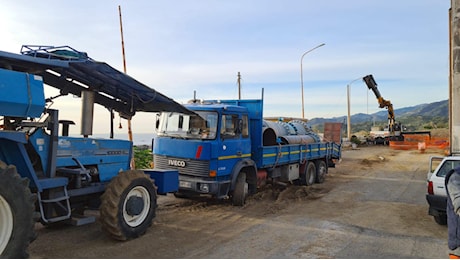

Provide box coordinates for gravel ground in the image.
[29,145,447,258]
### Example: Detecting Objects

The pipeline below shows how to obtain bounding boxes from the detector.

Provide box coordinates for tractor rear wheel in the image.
[0,161,36,258]
[100,170,157,241]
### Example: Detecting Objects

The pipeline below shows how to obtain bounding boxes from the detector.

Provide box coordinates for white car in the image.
[426,156,460,225]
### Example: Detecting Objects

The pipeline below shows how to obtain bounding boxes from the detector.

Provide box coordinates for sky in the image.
[0,0,451,135]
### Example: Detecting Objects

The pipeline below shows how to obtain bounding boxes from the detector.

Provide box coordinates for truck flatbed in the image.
[260,142,341,168]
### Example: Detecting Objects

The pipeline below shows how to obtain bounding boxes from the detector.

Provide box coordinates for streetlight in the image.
[346,77,363,140]
[300,43,325,119]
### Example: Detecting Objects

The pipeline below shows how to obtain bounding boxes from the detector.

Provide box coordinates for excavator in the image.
[363,74,403,144]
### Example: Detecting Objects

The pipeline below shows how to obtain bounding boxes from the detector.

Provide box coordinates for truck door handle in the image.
[237,151,242,156]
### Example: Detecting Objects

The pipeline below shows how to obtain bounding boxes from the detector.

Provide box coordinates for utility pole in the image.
[346,77,362,140]
[237,72,242,99]
[118,5,135,168]
[451,0,460,154]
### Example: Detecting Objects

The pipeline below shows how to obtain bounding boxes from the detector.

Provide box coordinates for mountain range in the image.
[308,99,448,133]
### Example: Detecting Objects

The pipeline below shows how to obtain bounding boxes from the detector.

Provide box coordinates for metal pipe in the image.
[81,90,95,137]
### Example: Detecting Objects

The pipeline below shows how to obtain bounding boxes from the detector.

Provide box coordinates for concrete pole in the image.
[346,77,362,140]
[237,72,242,100]
[451,1,460,154]
[347,84,351,140]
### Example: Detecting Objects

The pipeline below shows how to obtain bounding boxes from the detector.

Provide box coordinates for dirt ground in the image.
[29,145,448,258]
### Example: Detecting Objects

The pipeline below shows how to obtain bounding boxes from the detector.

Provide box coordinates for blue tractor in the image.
[0,46,187,258]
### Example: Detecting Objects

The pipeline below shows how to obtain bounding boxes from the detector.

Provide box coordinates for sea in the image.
[92,133,155,146]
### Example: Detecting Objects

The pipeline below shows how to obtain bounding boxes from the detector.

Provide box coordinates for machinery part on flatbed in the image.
[0,161,36,258]
[263,120,296,137]
[100,170,157,241]
[279,135,320,145]
[262,120,321,145]
[262,127,277,146]
[301,162,316,186]
[315,160,328,183]
[232,171,248,206]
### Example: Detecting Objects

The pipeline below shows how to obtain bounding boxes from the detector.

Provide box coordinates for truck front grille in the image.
[154,155,210,177]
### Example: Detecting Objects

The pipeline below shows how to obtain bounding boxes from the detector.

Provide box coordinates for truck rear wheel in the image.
[232,172,248,206]
[0,161,36,258]
[100,170,157,241]
[301,162,316,186]
[315,160,327,183]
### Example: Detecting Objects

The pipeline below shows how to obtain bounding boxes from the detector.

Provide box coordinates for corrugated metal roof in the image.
[0,45,192,118]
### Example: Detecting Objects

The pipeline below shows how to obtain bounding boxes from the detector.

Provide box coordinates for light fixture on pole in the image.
[300,43,325,119]
[346,77,363,140]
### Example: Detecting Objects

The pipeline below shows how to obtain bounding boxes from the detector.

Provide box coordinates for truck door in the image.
[218,113,251,176]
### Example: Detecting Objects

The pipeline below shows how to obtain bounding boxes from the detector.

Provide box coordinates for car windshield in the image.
[157,111,217,140]
[437,160,460,177]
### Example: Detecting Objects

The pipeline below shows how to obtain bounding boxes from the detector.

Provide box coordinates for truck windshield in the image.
[157,111,218,140]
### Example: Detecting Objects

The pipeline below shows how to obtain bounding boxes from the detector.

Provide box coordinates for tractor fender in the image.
[229,158,257,192]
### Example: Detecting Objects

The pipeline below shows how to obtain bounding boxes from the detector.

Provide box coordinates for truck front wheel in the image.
[0,161,36,258]
[232,171,248,206]
[100,170,157,241]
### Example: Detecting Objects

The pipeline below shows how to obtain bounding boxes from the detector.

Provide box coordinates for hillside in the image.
[308,99,448,134]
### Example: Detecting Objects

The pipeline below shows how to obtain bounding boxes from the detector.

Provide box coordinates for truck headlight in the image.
[199,184,209,193]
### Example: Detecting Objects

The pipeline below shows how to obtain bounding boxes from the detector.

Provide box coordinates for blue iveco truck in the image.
[153,96,342,206]
[0,45,186,258]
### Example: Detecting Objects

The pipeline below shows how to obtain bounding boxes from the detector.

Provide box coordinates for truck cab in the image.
[153,100,256,201]
[153,98,341,206]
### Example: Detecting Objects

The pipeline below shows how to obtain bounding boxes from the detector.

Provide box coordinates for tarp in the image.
[0,46,192,118]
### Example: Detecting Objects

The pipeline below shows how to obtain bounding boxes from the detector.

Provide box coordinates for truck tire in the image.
[315,160,327,183]
[100,170,157,241]
[0,161,36,258]
[301,162,316,186]
[232,171,248,206]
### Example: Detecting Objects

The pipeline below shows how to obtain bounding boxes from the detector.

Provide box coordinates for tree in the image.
[133,146,153,169]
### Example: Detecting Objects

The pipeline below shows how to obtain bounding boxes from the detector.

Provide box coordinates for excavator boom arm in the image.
[362,74,396,132]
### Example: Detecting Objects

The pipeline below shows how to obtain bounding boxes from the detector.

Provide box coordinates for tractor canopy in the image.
[0,45,192,118]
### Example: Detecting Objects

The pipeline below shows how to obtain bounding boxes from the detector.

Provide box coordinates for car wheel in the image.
[434,214,447,225]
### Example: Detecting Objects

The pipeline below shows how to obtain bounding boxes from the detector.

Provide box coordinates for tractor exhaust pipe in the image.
[81,90,95,137]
